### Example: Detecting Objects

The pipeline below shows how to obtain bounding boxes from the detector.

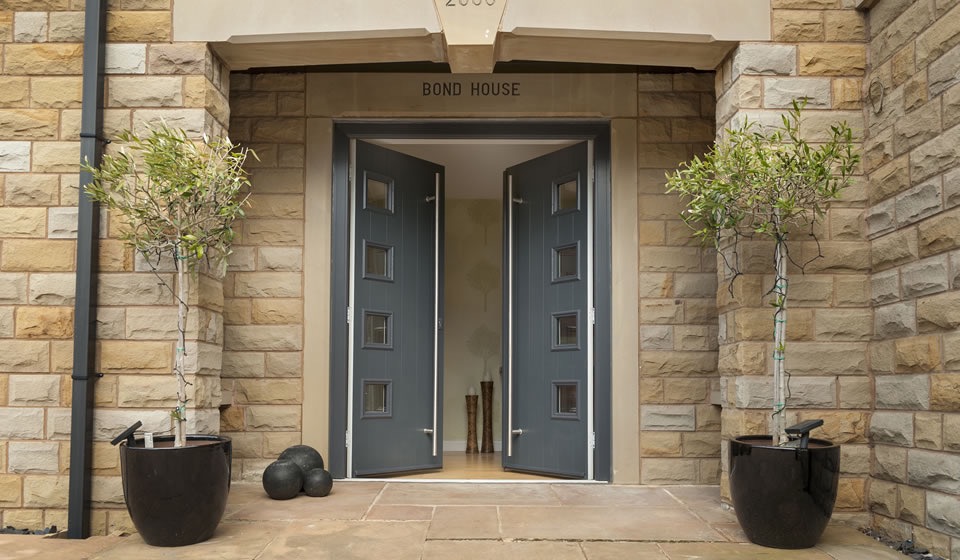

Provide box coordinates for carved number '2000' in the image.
[446,0,496,5]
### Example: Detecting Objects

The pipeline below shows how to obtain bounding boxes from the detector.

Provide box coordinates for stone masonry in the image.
[713,0,872,527]
[863,0,960,558]
[0,1,231,535]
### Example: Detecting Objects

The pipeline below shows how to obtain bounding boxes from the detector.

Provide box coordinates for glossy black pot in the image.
[729,435,840,549]
[119,435,232,547]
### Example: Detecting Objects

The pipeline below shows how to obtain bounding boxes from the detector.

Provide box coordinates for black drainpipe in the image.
[68,0,107,539]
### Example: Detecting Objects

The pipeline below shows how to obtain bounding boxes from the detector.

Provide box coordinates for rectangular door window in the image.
[364,241,393,281]
[553,177,579,213]
[363,311,392,348]
[364,173,394,212]
[362,380,392,417]
[553,382,579,418]
[552,312,579,349]
[553,244,579,282]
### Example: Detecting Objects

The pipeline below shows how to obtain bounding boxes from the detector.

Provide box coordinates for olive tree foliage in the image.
[84,123,255,447]
[666,100,859,445]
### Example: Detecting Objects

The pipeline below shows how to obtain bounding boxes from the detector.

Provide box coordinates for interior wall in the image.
[443,199,503,449]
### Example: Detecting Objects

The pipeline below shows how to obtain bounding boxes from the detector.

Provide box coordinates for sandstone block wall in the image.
[712,0,871,522]
[222,73,307,482]
[635,73,722,484]
[0,1,232,534]
[863,0,960,557]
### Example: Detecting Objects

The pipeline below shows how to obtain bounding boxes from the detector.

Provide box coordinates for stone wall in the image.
[635,73,722,484]
[0,1,230,534]
[712,0,872,522]
[221,73,307,482]
[862,0,960,557]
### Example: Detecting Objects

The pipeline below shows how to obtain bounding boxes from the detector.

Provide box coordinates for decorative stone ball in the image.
[262,460,303,500]
[278,445,324,477]
[303,468,334,498]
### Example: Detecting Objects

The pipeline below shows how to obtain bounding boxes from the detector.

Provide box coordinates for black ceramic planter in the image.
[119,435,232,547]
[729,435,840,549]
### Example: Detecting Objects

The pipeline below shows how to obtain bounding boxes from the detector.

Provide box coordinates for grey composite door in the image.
[504,142,591,479]
[350,140,444,477]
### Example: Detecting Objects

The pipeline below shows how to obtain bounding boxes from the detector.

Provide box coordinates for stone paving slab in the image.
[0,483,906,560]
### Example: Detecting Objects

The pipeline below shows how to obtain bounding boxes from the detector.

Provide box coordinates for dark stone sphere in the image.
[278,445,324,476]
[303,468,334,497]
[262,460,303,500]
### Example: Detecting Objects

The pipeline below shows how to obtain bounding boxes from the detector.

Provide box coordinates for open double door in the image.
[347,140,593,480]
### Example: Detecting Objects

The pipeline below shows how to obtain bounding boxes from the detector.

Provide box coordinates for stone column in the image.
[712,3,870,524]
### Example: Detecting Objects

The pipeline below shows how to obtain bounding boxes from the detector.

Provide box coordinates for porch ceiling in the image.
[173,0,769,72]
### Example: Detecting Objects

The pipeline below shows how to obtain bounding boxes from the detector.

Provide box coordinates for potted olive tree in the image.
[85,122,254,546]
[666,100,858,549]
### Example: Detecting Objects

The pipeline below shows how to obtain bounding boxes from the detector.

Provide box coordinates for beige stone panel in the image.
[4,44,83,74]
[915,2,960,67]
[825,11,866,42]
[8,374,60,406]
[265,352,301,377]
[29,76,82,109]
[786,342,868,375]
[308,73,639,118]
[244,405,300,431]
[2,239,76,272]
[891,44,916,87]
[772,10,824,42]
[243,219,303,245]
[674,325,717,351]
[235,378,301,405]
[107,76,183,107]
[0,76,29,108]
[15,306,73,339]
[718,342,767,376]
[106,11,170,41]
[785,309,815,341]
[277,92,305,116]
[0,473,21,507]
[263,432,301,457]
[640,432,681,456]
[641,351,717,377]
[22,475,68,508]
[258,247,303,272]
[918,206,960,257]
[640,458,699,484]
[97,240,133,272]
[798,411,868,444]
[640,299,682,324]
[733,307,773,341]
[233,272,302,298]
[251,298,303,325]
[96,272,172,305]
[0,208,46,238]
[839,377,872,409]
[662,378,710,404]
[99,340,171,373]
[836,276,870,306]
[0,340,49,373]
[223,298,252,325]
[682,431,720,457]
[0,109,59,141]
[872,228,918,272]
[32,141,80,173]
[640,379,664,403]
[917,291,960,332]
[245,194,304,219]
[249,168,305,194]
[832,77,862,110]
[4,174,59,206]
[147,42,207,75]
[915,412,943,450]
[3,510,42,529]
[224,324,302,352]
[798,44,866,76]
[835,478,865,510]
[116,375,178,408]
[815,309,872,341]
[931,375,960,410]
[250,118,305,143]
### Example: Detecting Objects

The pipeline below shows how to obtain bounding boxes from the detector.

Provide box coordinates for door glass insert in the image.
[363,311,392,348]
[364,173,393,212]
[553,382,579,418]
[553,177,579,213]
[364,241,393,280]
[553,312,579,349]
[362,380,392,417]
[554,244,579,281]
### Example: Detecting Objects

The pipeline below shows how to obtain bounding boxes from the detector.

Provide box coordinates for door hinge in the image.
[589,307,596,325]
[589,432,596,450]
[345,430,351,448]
[347,306,353,325]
